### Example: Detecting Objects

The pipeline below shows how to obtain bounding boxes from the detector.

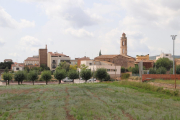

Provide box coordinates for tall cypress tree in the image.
[99,50,102,56]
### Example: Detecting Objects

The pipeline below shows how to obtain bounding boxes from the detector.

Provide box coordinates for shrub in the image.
[104,74,111,81]
[128,67,132,72]
[170,65,180,74]
[80,69,92,83]
[156,67,167,74]
[41,70,52,85]
[132,66,139,74]
[54,69,66,84]
[156,58,173,70]
[121,73,130,79]
[95,68,108,82]
[121,67,125,73]
[149,68,156,74]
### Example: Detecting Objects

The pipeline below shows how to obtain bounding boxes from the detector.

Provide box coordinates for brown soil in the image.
[64,87,75,120]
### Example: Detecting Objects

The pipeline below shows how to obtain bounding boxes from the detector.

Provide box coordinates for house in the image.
[156,52,173,61]
[47,52,71,71]
[24,56,39,66]
[4,59,13,62]
[135,60,154,69]
[136,54,149,60]
[11,63,25,71]
[80,60,121,79]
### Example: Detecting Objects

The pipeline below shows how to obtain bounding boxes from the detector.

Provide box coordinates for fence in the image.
[142,74,180,82]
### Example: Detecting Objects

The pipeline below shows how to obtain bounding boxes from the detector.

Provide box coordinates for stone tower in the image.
[120,33,127,56]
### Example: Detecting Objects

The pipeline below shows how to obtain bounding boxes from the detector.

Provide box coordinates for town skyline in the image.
[0,0,180,62]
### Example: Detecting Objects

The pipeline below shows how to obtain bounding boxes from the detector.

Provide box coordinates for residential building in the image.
[136,54,149,60]
[135,60,154,69]
[70,60,77,65]
[47,52,71,71]
[76,56,90,67]
[24,56,39,66]
[80,60,121,79]
[11,63,24,71]
[39,45,47,66]
[156,52,173,61]
[95,33,135,68]
[4,59,13,62]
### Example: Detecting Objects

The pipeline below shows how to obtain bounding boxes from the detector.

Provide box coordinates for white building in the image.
[11,63,24,71]
[80,60,121,79]
[156,52,173,61]
[47,52,71,71]
[24,56,39,66]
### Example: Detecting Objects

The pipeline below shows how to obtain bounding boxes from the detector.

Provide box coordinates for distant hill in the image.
[149,55,180,60]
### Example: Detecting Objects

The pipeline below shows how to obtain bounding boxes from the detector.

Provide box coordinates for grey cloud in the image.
[161,0,180,10]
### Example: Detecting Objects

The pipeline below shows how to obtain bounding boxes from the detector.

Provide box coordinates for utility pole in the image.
[171,35,177,74]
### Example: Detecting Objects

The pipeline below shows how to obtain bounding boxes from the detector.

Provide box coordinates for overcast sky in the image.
[0,0,180,62]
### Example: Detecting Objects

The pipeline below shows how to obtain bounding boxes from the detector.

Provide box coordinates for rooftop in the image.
[48,52,69,57]
[25,57,39,61]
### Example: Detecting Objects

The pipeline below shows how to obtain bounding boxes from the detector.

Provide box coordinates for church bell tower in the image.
[120,33,127,56]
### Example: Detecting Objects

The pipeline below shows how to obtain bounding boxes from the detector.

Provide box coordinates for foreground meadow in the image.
[0,82,180,120]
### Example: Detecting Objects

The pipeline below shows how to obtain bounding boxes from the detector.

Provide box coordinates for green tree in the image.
[121,67,125,73]
[69,65,77,71]
[104,74,110,81]
[95,68,108,82]
[132,66,139,74]
[156,58,173,70]
[56,61,70,72]
[80,64,88,70]
[80,69,92,83]
[99,50,102,56]
[3,72,12,85]
[156,67,167,74]
[54,69,66,84]
[149,68,156,74]
[24,66,30,73]
[14,71,27,85]
[68,70,79,84]
[170,65,180,74]
[41,70,52,85]
[28,70,39,85]
[4,67,9,73]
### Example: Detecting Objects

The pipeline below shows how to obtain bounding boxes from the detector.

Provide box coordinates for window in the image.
[16,68,19,70]
[122,41,124,46]
[107,69,110,72]
[89,63,92,65]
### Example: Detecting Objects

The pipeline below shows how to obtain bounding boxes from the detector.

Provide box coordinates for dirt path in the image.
[64,87,75,120]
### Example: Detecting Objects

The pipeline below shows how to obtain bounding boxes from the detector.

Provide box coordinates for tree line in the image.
[2,62,111,86]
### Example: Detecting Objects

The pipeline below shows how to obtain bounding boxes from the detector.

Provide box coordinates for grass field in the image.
[146,79,180,85]
[0,82,180,120]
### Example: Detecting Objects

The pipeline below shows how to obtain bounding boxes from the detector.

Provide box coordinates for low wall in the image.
[142,74,180,82]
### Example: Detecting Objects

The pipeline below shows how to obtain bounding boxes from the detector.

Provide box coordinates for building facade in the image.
[24,56,39,66]
[156,52,173,61]
[4,59,13,62]
[76,56,90,67]
[80,60,121,79]
[94,55,135,68]
[39,45,47,66]
[11,63,24,71]
[136,54,149,61]
[135,60,154,69]
[47,52,71,71]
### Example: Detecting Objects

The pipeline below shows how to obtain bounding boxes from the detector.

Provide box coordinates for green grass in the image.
[0,82,180,120]
[147,79,180,85]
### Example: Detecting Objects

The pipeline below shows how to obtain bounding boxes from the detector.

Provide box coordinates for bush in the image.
[156,58,173,70]
[28,70,39,85]
[128,67,132,72]
[121,73,130,79]
[156,67,167,74]
[132,66,139,74]
[104,74,111,81]
[170,65,180,74]
[149,68,156,74]
[121,67,125,73]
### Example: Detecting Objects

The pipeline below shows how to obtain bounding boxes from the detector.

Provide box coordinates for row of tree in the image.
[2,67,110,86]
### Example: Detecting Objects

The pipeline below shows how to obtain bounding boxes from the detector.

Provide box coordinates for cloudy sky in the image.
[0,0,180,62]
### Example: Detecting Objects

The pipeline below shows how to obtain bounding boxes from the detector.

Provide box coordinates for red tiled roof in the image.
[95,55,119,59]
[48,52,68,57]
[25,57,39,61]
[11,63,25,67]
